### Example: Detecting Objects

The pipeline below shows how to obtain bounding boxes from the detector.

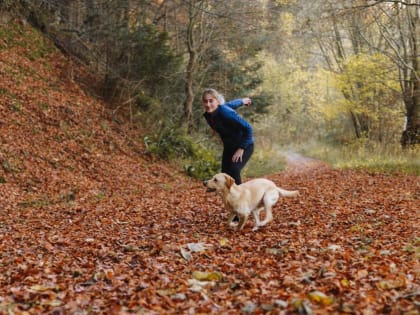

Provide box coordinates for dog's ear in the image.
[224,174,235,189]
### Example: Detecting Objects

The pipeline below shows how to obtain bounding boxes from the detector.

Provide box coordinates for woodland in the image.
[0,0,419,314]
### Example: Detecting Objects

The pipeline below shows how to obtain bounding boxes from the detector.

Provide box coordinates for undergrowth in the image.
[303,140,420,175]
[143,127,290,181]
[144,127,219,180]
[243,144,288,178]
[143,126,419,180]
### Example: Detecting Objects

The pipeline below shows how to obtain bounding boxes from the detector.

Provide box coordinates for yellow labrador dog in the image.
[203,173,299,231]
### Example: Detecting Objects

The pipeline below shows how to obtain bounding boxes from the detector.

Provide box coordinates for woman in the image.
[202,88,254,185]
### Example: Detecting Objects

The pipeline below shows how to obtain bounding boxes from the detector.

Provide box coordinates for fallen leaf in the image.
[187,279,215,292]
[192,271,223,281]
[187,242,211,252]
[308,290,335,306]
[180,247,192,261]
[376,278,406,290]
[157,288,177,297]
[219,238,228,246]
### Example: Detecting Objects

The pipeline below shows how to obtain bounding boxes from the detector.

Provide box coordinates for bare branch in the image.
[352,0,420,9]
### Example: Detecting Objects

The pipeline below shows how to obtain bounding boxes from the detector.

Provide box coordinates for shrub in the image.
[144,127,219,180]
[183,146,219,180]
[144,127,193,160]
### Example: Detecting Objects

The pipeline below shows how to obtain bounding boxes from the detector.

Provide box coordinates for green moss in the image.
[0,22,56,58]
[18,197,51,208]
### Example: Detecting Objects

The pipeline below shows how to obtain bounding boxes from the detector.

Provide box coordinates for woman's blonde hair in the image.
[202,88,225,104]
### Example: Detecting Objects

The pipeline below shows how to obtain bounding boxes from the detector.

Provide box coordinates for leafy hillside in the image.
[0,19,180,210]
[1,20,419,315]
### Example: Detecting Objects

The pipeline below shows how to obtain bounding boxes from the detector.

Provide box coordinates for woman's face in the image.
[203,93,219,113]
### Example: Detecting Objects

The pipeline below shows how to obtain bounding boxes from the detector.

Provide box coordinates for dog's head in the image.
[203,173,235,193]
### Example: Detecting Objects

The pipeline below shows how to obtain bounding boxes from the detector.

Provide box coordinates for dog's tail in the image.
[277,187,299,197]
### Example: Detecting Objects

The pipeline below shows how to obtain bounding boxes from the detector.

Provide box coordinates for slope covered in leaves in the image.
[0,20,419,315]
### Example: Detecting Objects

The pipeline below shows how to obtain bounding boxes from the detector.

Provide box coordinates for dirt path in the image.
[283,151,330,173]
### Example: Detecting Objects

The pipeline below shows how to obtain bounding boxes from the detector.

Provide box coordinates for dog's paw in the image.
[252,226,260,231]
[229,222,238,228]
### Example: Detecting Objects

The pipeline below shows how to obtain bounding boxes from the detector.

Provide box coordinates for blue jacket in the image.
[203,99,254,150]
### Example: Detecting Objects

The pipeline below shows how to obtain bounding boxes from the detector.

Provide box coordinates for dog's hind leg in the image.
[259,206,273,226]
[252,207,264,230]
[228,212,239,228]
[259,190,278,226]
[237,215,249,231]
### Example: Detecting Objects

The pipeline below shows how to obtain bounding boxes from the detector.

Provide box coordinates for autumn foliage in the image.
[0,21,419,314]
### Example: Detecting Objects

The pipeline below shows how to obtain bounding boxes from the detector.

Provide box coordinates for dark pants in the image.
[222,144,254,185]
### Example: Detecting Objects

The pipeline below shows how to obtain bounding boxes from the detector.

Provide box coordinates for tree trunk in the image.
[350,111,362,139]
[401,84,420,146]
[184,49,196,132]
[401,2,419,147]
[183,0,198,133]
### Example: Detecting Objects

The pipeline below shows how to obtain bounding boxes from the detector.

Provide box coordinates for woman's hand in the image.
[232,148,244,162]
[242,97,252,106]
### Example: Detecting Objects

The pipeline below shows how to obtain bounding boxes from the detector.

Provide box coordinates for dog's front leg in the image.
[228,212,239,228]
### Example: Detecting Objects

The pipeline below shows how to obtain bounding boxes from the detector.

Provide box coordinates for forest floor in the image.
[0,19,419,315]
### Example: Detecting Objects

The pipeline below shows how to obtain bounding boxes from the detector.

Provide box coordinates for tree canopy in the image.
[3,0,419,148]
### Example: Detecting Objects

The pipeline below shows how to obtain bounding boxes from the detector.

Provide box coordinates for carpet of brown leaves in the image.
[0,21,419,315]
